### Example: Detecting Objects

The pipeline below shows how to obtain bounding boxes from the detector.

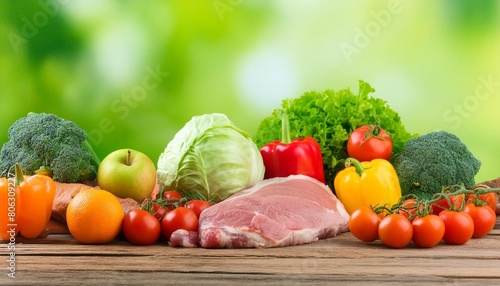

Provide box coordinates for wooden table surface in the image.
[2,218,500,285]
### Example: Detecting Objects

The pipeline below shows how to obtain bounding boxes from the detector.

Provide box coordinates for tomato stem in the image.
[389,184,499,218]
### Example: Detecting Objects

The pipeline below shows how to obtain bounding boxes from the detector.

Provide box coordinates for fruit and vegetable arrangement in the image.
[1,80,498,250]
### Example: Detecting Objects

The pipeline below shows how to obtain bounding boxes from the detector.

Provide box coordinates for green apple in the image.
[97,149,156,202]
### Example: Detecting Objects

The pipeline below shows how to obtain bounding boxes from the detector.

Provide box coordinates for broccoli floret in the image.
[50,145,97,182]
[0,142,43,175]
[0,112,100,182]
[392,131,481,199]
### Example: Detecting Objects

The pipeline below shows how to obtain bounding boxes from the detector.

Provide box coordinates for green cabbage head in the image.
[157,113,265,203]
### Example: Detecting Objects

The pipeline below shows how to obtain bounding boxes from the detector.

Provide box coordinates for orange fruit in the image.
[66,189,124,244]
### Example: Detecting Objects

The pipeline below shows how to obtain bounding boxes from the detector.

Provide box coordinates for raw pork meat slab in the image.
[198,175,350,248]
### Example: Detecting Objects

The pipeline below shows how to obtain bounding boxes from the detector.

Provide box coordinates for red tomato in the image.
[152,190,185,220]
[348,206,381,242]
[411,215,445,248]
[347,124,393,162]
[439,209,474,245]
[140,199,166,220]
[466,192,497,213]
[162,190,184,201]
[151,203,167,220]
[431,194,465,215]
[397,199,423,220]
[463,203,497,238]
[185,200,212,218]
[122,209,161,246]
[161,207,199,240]
[378,214,413,248]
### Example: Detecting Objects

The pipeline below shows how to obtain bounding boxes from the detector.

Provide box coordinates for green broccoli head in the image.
[392,131,481,199]
[0,112,100,182]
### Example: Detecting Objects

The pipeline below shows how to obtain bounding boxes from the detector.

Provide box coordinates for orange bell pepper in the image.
[1,164,56,240]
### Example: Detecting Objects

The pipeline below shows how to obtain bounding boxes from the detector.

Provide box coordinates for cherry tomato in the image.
[162,190,184,201]
[397,199,422,220]
[347,124,393,162]
[161,207,199,240]
[153,190,185,220]
[377,210,387,220]
[151,202,167,220]
[439,209,474,245]
[411,214,445,248]
[348,206,381,242]
[431,194,465,215]
[378,214,413,248]
[466,192,497,213]
[463,203,497,238]
[122,209,161,246]
[185,200,212,218]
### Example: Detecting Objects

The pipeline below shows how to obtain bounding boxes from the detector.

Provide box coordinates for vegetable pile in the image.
[253,80,415,189]
[252,80,497,250]
[0,80,497,250]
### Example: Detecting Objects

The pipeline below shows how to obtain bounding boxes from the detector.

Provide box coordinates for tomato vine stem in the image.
[370,184,499,219]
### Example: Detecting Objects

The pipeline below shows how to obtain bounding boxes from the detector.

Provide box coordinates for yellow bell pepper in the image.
[334,157,401,215]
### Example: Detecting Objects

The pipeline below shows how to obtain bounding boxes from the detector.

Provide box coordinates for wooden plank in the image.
[11,254,500,284]
[8,270,496,286]
[2,217,500,284]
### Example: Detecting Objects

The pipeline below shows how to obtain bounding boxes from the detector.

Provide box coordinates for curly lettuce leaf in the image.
[253,80,416,190]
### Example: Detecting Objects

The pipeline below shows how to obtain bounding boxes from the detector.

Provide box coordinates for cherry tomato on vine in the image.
[411,214,445,248]
[122,209,161,246]
[162,190,184,203]
[348,206,381,242]
[431,194,465,215]
[397,199,426,220]
[347,124,393,162]
[439,209,474,245]
[151,202,167,220]
[141,199,166,220]
[152,190,185,220]
[378,214,413,248]
[185,200,212,218]
[463,203,497,238]
[161,207,199,240]
[466,192,497,213]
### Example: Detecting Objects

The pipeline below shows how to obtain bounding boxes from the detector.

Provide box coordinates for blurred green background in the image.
[1,0,498,183]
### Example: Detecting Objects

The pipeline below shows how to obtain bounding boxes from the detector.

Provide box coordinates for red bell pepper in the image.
[260,112,325,183]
